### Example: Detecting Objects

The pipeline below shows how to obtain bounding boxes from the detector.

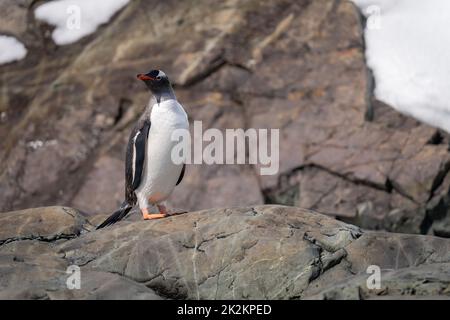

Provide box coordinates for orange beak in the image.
[137,74,154,81]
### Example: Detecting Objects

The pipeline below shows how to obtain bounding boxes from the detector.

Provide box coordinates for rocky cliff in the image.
[0,206,449,299]
[2,0,450,238]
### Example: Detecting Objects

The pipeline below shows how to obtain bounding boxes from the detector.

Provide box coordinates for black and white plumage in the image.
[97,70,188,229]
[129,119,151,192]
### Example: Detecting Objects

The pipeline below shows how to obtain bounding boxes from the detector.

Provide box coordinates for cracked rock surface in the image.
[1,0,450,237]
[1,205,449,299]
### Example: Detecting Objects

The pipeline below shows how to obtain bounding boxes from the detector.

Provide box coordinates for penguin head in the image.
[136,69,171,93]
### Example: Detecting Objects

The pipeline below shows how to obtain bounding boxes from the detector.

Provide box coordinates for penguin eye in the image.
[156,76,162,81]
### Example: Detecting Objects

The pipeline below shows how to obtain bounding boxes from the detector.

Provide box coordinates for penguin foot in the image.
[143,213,167,220]
[141,208,166,220]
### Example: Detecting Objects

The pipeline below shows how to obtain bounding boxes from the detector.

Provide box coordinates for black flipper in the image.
[97,119,151,230]
[176,163,185,186]
[96,201,133,230]
[131,121,151,190]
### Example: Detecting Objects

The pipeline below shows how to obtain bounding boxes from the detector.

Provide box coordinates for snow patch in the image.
[352,0,450,133]
[0,35,27,65]
[34,0,130,45]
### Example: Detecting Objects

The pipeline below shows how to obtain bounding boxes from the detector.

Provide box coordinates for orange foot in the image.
[141,208,167,220]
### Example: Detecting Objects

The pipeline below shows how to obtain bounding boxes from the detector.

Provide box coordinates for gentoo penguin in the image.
[97,69,189,229]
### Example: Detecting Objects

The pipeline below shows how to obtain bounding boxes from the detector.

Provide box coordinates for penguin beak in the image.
[137,74,154,81]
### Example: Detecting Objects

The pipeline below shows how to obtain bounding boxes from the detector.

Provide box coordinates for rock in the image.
[0,206,90,245]
[306,263,450,300]
[0,207,161,299]
[71,156,124,214]
[1,0,450,238]
[1,205,448,299]
[0,241,161,300]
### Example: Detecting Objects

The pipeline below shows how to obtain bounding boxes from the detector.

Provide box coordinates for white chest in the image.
[135,99,189,206]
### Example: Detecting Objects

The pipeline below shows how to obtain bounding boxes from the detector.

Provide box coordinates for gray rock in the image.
[0,205,449,299]
[306,263,450,300]
[0,206,90,245]
[2,0,450,237]
[0,207,161,300]
[0,206,450,299]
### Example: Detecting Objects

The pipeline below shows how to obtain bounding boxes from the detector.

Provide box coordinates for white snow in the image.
[34,0,130,45]
[352,0,450,133]
[0,35,27,65]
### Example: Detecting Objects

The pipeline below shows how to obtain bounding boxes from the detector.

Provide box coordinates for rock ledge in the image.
[0,205,449,299]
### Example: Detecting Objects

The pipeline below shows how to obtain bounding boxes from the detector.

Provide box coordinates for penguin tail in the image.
[96,201,133,230]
